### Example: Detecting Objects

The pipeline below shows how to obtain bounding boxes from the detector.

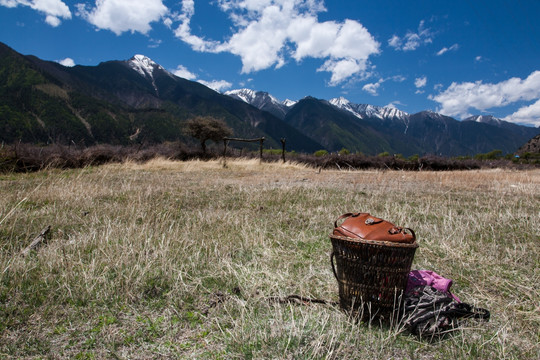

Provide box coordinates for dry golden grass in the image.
[0,159,538,359]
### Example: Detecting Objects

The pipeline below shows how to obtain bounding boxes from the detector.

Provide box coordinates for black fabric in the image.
[403,285,490,337]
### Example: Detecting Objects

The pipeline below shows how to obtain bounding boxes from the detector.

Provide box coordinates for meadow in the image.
[0,159,538,359]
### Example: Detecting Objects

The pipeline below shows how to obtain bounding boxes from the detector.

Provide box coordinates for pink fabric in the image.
[406,270,461,302]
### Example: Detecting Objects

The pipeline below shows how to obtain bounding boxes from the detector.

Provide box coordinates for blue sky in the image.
[1,0,539,127]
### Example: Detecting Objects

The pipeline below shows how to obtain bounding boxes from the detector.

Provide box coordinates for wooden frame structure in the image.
[223,137,265,165]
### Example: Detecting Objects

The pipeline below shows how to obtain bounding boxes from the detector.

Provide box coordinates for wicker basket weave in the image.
[330,234,418,318]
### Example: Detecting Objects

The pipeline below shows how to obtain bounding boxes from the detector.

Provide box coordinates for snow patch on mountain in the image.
[129,55,161,78]
[225,89,259,104]
[468,115,502,125]
[225,89,291,119]
[127,55,172,94]
[283,99,297,107]
[330,96,412,133]
[329,97,409,121]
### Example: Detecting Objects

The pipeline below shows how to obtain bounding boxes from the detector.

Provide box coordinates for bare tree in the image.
[185,116,233,153]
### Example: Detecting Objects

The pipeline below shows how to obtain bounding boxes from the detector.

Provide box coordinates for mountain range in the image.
[1,41,538,157]
[226,89,539,156]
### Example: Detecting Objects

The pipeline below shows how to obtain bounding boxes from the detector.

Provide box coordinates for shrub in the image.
[408,154,419,162]
[474,149,503,160]
[184,116,233,154]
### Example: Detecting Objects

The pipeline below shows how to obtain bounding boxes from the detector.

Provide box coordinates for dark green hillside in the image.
[405,112,536,156]
[284,97,393,154]
[0,42,321,150]
[1,41,537,155]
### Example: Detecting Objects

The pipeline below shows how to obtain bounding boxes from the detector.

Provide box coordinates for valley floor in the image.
[0,159,538,359]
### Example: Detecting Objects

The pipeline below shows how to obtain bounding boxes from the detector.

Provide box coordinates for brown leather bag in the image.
[333,213,416,243]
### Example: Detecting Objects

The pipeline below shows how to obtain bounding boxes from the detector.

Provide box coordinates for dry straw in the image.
[0,161,538,359]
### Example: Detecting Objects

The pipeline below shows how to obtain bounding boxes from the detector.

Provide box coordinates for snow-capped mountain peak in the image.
[471,115,502,125]
[225,88,291,119]
[329,96,411,132]
[283,99,297,107]
[127,55,173,94]
[128,54,163,78]
[225,89,258,104]
[329,96,351,107]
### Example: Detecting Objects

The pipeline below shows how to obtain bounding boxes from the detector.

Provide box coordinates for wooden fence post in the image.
[222,139,229,168]
[259,137,264,163]
[280,138,286,163]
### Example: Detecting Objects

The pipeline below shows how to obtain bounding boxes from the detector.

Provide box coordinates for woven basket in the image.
[330,234,418,318]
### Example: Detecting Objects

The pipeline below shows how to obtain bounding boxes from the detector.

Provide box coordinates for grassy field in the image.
[0,159,538,359]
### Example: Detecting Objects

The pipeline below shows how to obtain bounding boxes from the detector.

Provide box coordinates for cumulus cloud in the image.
[1,0,72,26]
[361,75,405,96]
[414,76,427,94]
[430,70,540,124]
[388,20,432,51]
[172,64,231,92]
[362,79,383,96]
[415,76,427,88]
[173,0,380,85]
[172,65,197,80]
[387,35,401,49]
[148,38,162,48]
[504,99,540,127]
[385,101,405,109]
[173,0,222,52]
[57,57,75,67]
[76,0,167,35]
[436,43,459,56]
[197,79,233,92]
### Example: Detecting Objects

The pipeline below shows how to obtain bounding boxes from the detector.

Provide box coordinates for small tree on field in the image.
[185,116,233,153]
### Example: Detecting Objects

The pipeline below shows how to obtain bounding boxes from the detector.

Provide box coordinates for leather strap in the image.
[405,228,416,241]
[333,212,374,228]
[334,213,355,229]
[330,252,341,284]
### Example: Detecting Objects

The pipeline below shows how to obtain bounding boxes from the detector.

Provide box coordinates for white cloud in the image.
[76,0,167,35]
[197,79,232,92]
[1,0,71,26]
[430,70,540,121]
[173,0,380,85]
[436,43,459,56]
[415,76,427,94]
[391,75,406,82]
[318,58,367,86]
[362,78,383,96]
[385,101,405,109]
[148,38,162,48]
[387,35,400,49]
[57,57,75,66]
[163,17,172,28]
[504,99,540,127]
[415,76,427,88]
[172,63,231,92]
[172,65,197,80]
[361,75,405,96]
[173,0,222,52]
[388,20,432,51]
